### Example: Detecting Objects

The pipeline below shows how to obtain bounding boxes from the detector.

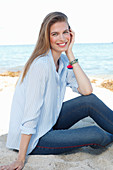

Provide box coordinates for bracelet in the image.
[67,59,78,69]
[69,59,78,65]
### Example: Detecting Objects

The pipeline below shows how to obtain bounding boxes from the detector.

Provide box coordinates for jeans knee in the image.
[84,93,98,105]
[91,126,105,142]
[93,126,113,146]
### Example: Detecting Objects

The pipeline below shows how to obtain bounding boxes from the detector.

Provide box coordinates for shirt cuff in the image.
[71,85,79,93]
[20,125,36,135]
[67,81,79,93]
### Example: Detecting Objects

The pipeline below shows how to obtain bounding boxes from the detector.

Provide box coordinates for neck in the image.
[51,49,61,67]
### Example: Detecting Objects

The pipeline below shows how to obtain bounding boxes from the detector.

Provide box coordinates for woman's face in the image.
[50,21,70,54]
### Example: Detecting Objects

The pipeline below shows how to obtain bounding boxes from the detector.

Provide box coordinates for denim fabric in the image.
[30,94,113,155]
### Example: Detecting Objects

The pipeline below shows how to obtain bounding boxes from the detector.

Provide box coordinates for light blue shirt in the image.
[6,50,78,154]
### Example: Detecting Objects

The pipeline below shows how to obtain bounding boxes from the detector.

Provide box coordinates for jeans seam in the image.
[70,104,113,126]
[36,143,106,149]
[88,105,113,126]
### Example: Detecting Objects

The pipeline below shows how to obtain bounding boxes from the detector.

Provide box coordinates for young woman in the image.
[1,12,113,170]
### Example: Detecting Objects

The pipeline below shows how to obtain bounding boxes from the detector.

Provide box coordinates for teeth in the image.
[58,43,66,46]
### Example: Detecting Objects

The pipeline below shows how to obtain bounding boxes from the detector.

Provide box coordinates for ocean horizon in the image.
[0,43,113,78]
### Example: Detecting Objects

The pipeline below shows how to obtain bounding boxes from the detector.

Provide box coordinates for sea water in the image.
[0,43,113,77]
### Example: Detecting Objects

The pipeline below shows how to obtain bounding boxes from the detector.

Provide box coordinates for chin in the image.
[58,47,68,53]
[51,46,68,54]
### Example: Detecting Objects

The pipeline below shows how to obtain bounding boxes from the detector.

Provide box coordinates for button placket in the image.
[57,84,61,109]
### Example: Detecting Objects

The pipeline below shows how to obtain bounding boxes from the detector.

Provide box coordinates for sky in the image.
[0,0,113,45]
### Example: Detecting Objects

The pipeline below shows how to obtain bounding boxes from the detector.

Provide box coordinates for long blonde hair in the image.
[21,12,69,83]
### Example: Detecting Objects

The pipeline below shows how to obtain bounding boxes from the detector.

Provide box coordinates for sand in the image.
[0,74,113,170]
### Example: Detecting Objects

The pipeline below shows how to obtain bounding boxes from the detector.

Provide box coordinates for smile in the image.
[57,42,67,47]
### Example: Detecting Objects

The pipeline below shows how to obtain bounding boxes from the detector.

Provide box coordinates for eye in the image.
[63,30,69,34]
[51,32,58,36]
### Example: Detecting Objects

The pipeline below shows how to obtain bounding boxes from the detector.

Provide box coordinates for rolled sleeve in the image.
[20,125,36,135]
[66,69,79,93]
[21,60,48,135]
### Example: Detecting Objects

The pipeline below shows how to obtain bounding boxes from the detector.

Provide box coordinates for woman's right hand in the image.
[0,159,24,170]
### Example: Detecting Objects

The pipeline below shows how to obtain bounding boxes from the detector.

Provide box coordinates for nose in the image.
[59,34,65,41]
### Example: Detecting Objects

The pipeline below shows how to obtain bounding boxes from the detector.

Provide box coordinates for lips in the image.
[56,42,67,47]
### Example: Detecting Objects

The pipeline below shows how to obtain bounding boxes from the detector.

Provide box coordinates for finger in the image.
[9,165,18,170]
[70,31,75,38]
[0,165,9,170]
[16,165,23,170]
[9,163,23,170]
[9,161,19,170]
[69,28,75,34]
[70,33,75,44]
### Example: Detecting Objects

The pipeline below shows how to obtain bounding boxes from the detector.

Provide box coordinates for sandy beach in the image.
[0,72,113,169]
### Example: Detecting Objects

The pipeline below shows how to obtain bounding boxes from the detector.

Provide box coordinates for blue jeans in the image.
[30,94,113,155]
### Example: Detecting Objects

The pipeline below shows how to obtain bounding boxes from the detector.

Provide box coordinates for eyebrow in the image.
[51,29,69,34]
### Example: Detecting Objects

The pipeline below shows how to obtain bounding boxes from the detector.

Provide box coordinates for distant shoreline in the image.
[0,43,113,76]
[0,42,113,46]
